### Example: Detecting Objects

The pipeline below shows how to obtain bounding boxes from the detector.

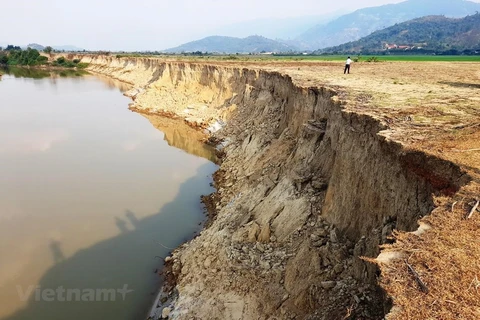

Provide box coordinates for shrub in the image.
[76,62,89,69]
[366,56,381,62]
[0,54,8,64]
[64,61,76,68]
[37,56,48,64]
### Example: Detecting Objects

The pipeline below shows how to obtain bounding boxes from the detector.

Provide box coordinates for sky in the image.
[1,0,479,51]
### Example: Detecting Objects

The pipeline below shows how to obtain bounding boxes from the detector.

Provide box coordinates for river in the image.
[0,68,217,320]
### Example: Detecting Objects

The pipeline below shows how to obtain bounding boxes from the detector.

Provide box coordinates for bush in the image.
[0,54,8,64]
[76,63,89,69]
[64,61,76,68]
[366,56,381,62]
[37,56,48,64]
[73,59,81,64]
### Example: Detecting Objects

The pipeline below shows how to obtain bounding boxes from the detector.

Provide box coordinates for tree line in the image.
[0,46,87,68]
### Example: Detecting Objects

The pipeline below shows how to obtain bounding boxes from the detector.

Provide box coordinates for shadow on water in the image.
[49,241,66,264]
[2,162,216,320]
[115,217,130,234]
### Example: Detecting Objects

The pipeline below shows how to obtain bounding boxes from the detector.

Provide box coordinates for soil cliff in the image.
[68,55,479,319]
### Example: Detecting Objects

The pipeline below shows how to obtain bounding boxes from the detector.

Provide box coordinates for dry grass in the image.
[380,192,480,319]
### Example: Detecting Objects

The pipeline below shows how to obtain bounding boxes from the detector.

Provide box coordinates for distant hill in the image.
[52,45,85,52]
[320,14,480,54]
[163,35,297,54]
[27,43,45,50]
[296,0,480,50]
[209,12,347,40]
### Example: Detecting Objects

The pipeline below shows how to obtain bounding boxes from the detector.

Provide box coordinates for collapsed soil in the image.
[72,55,479,320]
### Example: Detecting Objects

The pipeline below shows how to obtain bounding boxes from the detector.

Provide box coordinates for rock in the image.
[247,223,260,242]
[320,281,337,290]
[382,223,394,243]
[313,238,328,247]
[312,179,328,191]
[260,260,271,270]
[330,229,339,243]
[316,229,329,237]
[333,264,344,274]
[204,257,212,268]
[162,307,171,319]
[353,294,361,304]
[310,234,320,242]
[164,256,173,263]
[256,243,265,253]
[258,225,271,243]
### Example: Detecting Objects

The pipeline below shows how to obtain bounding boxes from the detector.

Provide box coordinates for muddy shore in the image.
[64,54,480,320]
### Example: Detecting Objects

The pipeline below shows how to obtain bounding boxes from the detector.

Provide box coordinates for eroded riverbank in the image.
[67,55,480,320]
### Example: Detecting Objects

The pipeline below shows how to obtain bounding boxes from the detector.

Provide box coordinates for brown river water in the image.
[0,68,217,320]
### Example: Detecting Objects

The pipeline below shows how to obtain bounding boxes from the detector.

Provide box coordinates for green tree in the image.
[44,46,53,54]
[0,54,8,64]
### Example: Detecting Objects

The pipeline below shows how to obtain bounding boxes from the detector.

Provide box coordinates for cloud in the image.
[0,129,69,155]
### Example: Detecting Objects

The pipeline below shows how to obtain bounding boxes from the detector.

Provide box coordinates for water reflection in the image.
[1,67,88,79]
[94,74,132,92]
[140,113,218,163]
[0,129,69,155]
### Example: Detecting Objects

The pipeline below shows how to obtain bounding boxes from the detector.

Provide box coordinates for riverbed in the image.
[0,68,217,320]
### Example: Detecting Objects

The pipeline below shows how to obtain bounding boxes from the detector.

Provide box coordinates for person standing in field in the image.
[344,56,352,74]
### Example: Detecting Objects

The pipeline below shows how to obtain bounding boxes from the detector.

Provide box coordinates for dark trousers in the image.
[344,64,350,74]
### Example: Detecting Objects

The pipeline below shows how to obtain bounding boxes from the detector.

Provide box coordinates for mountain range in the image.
[163,35,297,54]
[295,0,480,49]
[165,0,480,53]
[208,11,347,40]
[320,14,480,54]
